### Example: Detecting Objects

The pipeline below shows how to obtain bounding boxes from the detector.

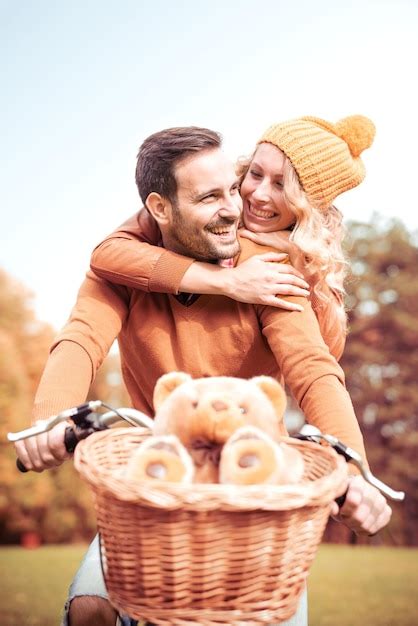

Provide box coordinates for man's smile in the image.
[208,226,236,240]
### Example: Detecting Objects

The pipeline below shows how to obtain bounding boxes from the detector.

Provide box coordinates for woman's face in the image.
[240,143,295,233]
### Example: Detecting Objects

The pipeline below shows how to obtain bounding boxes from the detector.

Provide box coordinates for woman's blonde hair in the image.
[237,149,348,323]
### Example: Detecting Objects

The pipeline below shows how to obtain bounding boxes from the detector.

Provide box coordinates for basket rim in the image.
[74,427,348,511]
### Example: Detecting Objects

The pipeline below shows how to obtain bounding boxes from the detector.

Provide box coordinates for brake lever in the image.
[295,424,405,503]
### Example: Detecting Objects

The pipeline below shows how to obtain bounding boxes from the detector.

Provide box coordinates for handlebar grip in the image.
[63,425,80,453]
[16,426,81,473]
[16,458,29,473]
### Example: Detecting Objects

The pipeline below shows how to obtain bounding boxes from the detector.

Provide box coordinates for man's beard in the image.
[170,204,241,262]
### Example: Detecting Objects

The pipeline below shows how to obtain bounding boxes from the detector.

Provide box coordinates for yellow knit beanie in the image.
[258,115,375,209]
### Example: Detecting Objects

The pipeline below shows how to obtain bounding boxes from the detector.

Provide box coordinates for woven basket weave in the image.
[75,427,347,625]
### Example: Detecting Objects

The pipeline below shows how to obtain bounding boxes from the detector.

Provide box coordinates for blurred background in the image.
[1,1,417,624]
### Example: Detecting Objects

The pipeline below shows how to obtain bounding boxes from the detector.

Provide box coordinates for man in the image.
[15,127,391,626]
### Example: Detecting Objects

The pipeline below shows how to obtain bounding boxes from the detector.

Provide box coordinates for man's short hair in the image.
[135,127,222,204]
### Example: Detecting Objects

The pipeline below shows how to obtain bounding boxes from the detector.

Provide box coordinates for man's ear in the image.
[145,192,171,225]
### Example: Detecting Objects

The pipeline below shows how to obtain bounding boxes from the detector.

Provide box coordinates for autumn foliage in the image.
[0,270,128,544]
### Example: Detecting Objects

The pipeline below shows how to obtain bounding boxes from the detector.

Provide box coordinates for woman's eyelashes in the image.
[250,169,262,179]
[249,170,283,189]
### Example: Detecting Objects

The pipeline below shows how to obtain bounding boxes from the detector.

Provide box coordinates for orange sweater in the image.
[33,236,366,462]
[91,210,346,360]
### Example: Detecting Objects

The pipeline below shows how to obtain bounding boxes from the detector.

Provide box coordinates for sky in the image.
[1,0,417,330]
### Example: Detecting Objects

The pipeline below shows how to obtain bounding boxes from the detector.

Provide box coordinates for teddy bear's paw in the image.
[219,426,286,485]
[124,435,195,483]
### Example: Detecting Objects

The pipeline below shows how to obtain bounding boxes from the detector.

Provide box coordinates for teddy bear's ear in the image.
[153,371,192,411]
[251,376,287,422]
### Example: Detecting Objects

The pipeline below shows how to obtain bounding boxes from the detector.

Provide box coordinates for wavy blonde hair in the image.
[237,149,348,323]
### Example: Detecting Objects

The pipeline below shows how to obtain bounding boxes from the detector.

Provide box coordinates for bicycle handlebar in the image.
[295,425,405,503]
[7,404,405,502]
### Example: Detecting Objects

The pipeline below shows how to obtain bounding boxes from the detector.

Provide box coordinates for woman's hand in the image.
[14,421,70,472]
[222,252,310,311]
[240,228,319,285]
[331,475,393,536]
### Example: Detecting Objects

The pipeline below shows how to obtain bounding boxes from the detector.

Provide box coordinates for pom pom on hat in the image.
[335,115,375,157]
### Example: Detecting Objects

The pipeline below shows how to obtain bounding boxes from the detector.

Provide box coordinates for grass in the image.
[0,544,83,626]
[309,545,418,626]
[0,544,417,625]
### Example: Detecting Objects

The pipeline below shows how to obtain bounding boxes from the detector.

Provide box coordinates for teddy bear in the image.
[124,372,305,485]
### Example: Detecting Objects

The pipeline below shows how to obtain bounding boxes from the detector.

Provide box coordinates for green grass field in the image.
[0,544,416,626]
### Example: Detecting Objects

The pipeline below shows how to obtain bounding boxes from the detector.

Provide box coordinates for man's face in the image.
[164,149,242,261]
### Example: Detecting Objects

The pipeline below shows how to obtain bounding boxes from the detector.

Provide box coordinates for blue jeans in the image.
[61,535,308,626]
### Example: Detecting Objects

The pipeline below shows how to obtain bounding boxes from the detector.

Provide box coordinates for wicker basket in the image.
[75,427,347,625]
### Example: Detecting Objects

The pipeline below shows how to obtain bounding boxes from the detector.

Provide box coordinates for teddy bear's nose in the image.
[211,400,228,412]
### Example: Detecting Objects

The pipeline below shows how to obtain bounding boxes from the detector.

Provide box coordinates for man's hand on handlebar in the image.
[14,422,71,472]
[331,474,392,536]
[9,401,155,472]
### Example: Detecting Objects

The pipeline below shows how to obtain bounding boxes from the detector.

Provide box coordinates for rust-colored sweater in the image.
[33,227,366,462]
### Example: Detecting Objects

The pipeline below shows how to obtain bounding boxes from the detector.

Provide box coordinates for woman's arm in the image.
[91,211,311,310]
[91,210,195,294]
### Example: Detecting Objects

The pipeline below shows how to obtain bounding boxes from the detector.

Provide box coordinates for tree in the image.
[0,268,130,543]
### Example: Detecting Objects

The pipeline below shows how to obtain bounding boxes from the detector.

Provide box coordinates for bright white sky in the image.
[1,0,417,330]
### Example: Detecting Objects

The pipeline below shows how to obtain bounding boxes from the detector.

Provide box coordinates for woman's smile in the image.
[245,201,277,221]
